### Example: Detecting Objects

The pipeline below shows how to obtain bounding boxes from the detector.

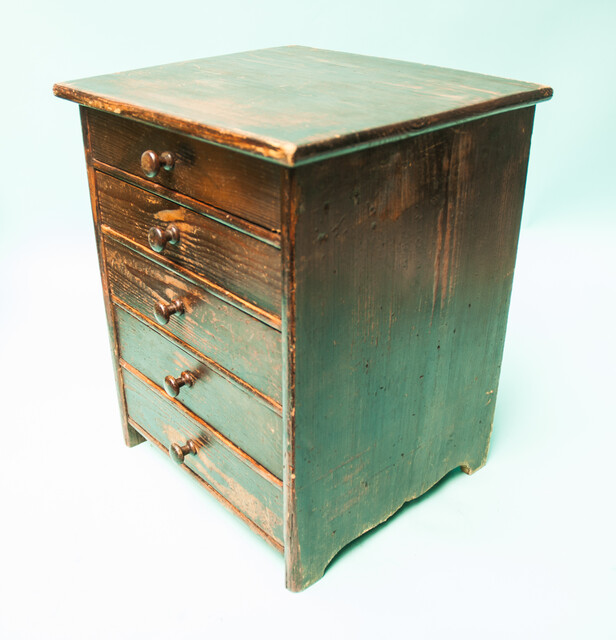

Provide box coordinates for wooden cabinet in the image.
[54,46,552,591]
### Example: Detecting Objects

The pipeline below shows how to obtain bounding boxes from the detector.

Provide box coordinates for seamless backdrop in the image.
[0,1,614,638]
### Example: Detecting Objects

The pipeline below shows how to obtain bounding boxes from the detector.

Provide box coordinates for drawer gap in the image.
[113,298,282,415]
[103,230,281,331]
[121,360,282,486]
[92,159,281,248]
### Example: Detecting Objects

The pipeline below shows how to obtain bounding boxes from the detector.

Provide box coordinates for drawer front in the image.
[116,305,282,478]
[97,172,281,317]
[105,239,282,404]
[87,108,282,231]
[122,368,283,545]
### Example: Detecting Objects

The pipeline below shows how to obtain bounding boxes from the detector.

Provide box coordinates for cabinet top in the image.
[54,46,552,166]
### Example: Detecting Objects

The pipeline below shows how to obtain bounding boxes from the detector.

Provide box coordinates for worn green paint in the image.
[87,108,283,229]
[116,305,283,478]
[104,238,283,404]
[284,108,536,590]
[96,171,282,316]
[122,367,284,544]
[55,48,552,590]
[54,46,551,165]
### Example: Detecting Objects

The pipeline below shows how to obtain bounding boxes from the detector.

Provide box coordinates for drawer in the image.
[122,367,283,546]
[105,238,282,404]
[97,172,281,317]
[115,305,282,478]
[86,108,282,231]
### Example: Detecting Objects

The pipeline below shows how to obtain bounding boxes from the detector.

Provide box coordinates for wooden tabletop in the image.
[54,46,552,165]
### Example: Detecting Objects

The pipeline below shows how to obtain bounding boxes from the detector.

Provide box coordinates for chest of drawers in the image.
[54,46,552,591]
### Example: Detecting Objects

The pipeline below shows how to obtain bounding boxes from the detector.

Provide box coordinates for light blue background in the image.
[3,0,615,242]
[1,1,614,638]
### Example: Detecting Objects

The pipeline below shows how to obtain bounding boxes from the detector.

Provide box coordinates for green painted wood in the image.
[87,109,283,230]
[96,171,282,316]
[115,305,283,478]
[54,46,551,166]
[284,107,536,590]
[104,237,283,404]
[122,367,284,544]
[79,107,145,448]
[55,50,552,590]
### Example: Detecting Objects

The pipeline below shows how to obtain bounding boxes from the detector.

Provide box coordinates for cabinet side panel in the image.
[287,107,535,590]
[80,106,144,447]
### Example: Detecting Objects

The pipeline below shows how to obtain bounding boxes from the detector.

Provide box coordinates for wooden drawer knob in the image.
[141,150,175,178]
[154,299,185,325]
[148,223,180,253]
[169,439,197,464]
[164,371,195,398]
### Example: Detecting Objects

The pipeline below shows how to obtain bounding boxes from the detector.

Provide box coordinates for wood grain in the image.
[115,305,282,478]
[86,108,283,229]
[284,107,536,590]
[122,367,283,544]
[55,51,551,591]
[80,106,144,448]
[128,417,283,552]
[96,171,282,316]
[104,238,283,404]
[91,160,280,248]
[54,47,551,165]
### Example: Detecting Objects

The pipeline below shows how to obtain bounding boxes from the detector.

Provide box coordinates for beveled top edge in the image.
[53,46,553,166]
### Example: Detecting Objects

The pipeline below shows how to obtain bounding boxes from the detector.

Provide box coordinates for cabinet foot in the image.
[460,459,486,475]
[123,421,145,447]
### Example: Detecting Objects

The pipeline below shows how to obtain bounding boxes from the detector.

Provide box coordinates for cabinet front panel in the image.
[105,239,283,404]
[97,172,282,317]
[122,367,284,545]
[87,108,282,231]
[115,305,283,478]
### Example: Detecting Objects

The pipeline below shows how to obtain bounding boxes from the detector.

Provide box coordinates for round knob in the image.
[148,224,180,253]
[140,150,175,178]
[154,299,185,325]
[164,371,195,398]
[169,440,198,464]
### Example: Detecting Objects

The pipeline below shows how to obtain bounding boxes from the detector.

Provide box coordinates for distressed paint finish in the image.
[86,108,283,230]
[115,305,283,478]
[80,107,144,448]
[90,161,280,248]
[285,108,536,590]
[122,367,284,545]
[104,238,283,404]
[55,48,552,591]
[96,172,282,316]
[54,47,551,165]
